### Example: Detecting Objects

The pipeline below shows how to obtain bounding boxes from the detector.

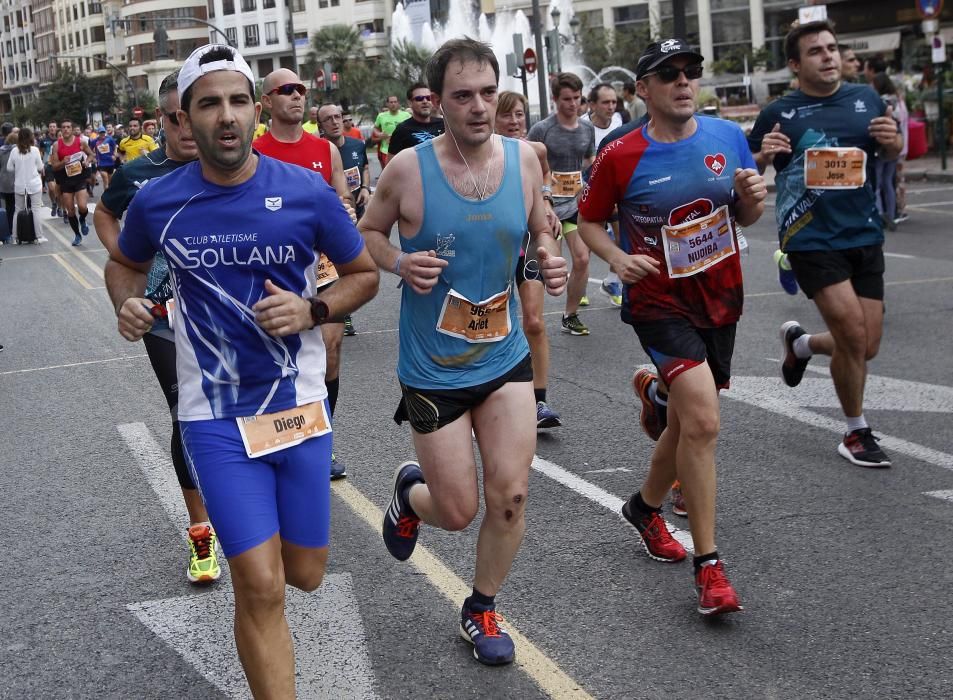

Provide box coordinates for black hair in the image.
[406,82,429,100]
[587,82,615,104]
[785,20,838,62]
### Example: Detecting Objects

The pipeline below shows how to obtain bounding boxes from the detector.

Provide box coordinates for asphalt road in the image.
[1,181,952,699]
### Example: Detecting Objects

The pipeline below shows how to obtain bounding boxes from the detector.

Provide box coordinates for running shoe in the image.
[80,221,89,236]
[838,428,891,468]
[330,453,346,480]
[382,461,424,561]
[695,560,742,616]
[63,214,69,225]
[632,368,664,441]
[460,602,515,665]
[50,205,59,218]
[779,321,810,388]
[343,315,356,336]
[601,280,623,307]
[536,401,562,429]
[621,500,686,562]
[579,295,590,307]
[71,234,82,246]
[187,524,222,584]
[561,313,589,336]
[671,483,687,517]
[773,249,798,295]
[893,213,909,225]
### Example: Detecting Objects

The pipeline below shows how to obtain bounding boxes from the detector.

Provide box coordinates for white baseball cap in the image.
[178,44,255,99]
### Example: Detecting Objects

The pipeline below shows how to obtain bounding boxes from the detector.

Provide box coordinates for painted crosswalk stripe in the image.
[924,490,953,502]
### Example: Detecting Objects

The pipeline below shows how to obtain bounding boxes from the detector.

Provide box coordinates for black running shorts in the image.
[394,354,533,434]
[787,244,885,301]
[632,318,736,390]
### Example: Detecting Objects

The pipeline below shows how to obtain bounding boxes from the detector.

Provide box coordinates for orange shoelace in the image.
[395,515,419,539]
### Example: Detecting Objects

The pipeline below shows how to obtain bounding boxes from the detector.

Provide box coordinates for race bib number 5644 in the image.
[661,204,736,278]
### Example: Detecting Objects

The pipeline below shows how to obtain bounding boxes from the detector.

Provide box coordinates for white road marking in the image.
[118,423,381,700]
[0,354,147,377]
[903,200,953,207]
[924,490,953,502]
[531,456,694,553]
[584,467,634,474]
[883,252,916,259]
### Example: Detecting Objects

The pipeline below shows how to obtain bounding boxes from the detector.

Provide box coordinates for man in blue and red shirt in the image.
[579,38,767,617]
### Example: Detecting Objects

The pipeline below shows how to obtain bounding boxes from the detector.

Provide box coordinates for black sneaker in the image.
[561,313,589,336]
[382,461,424,561]
[343,315,356,336]
[779,321,810,387]
[838,428,891,468]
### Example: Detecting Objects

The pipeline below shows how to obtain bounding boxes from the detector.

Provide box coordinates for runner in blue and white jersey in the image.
[105,44,379,697]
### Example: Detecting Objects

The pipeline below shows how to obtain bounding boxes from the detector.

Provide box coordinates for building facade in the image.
[0,0,40,112]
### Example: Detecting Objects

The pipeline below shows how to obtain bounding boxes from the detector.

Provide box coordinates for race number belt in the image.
[97,143,111,154]
[804,147,867,189]
[661,204,736,279]
[552,171,583,198]
[237,401,331,458]
[315,253,339,288]
[436,288,510,343]
[344,166,361,191]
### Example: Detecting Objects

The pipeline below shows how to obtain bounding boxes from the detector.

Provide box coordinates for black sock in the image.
[628,491,659,516]
[68,215,80,235]
[467,587,496,611]
[693,551,719,573]
[534,387,546,403]
[399,481,420,518]
[79,212,87,225]
[326,377,339,417]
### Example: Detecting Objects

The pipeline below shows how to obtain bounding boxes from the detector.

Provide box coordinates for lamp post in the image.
[530,0,548,119]
[550,6,562,73]
[110,15,236,48]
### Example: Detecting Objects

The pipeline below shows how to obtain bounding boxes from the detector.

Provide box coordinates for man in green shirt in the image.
[371,95,410,168]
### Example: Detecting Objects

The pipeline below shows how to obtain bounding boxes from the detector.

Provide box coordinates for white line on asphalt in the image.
[924,490,953,502]
[905,186,953,195]
[531,456,694,553]
[584,467,633,474]
[0,353,148,376]
[904,200,953,207]
[332,479,596,700]
[117,422,190,534]
[883,252,917,259]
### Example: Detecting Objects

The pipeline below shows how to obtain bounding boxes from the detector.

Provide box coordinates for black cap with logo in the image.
[636,38,704,80]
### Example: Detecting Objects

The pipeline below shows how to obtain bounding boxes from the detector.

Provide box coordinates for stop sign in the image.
[315,69,325,89]
[523,48,537,74]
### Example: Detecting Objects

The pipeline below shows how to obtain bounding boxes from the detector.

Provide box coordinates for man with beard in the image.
[579,38,767,617]
[387,82,445,158]
[107,44,379,697]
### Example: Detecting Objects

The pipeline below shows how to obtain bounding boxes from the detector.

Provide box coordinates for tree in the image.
[710,45,774,75]
[578,24,652,75]
[308,24,363,69]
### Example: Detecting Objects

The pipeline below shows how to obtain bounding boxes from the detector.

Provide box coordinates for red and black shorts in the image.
[632,317,736,390]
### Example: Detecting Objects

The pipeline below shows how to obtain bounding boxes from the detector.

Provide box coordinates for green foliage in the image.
[21,67,116,126]
[710,45,774,75]
[578,24,652,74]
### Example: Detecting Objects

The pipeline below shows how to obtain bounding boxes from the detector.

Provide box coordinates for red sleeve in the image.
[578,144,619,222]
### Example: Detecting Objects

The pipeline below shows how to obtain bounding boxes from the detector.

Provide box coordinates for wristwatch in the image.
[309,297,330,327]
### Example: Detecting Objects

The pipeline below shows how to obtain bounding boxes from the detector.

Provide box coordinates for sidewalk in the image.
[763,151,953,191]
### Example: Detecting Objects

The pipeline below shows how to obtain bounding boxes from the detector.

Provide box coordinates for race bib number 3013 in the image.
[237,401,331,458]
[661,204,736,279]
[804,147,867,189]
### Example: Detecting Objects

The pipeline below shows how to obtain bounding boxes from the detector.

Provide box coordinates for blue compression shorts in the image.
[180,405,332,558]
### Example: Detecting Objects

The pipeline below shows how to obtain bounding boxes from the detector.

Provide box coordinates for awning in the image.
[840,30,901,54]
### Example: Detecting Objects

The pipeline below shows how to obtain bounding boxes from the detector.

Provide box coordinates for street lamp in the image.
[550,6,562,73]
[569,15,580,44]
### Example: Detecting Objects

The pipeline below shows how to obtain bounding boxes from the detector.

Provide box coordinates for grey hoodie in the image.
[0,144,16,194]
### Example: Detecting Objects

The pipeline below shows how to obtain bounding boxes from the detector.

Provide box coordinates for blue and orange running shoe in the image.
[382,461,424,561]
[460,601,515,665]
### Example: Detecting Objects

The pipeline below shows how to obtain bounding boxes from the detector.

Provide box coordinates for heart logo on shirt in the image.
[704,153,727,176]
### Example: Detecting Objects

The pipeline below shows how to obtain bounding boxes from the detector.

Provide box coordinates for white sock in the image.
[605,271,620,285]
[846,415,868,433]
[793,334,812,359]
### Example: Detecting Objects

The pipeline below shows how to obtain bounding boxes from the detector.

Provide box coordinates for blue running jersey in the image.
[397,136,529,389]
[118,154,365,421]
[748,83,887,252]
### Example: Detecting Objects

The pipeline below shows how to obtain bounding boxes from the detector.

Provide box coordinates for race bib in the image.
[237,401,331,459]
[64,161,83,177]
[804,147,867,189]
[436,288,510,343]
[344,165,361,191]
[661,204,736,278]
[552,171,583,198]
[315,253,339,288]
[97,143,111,154]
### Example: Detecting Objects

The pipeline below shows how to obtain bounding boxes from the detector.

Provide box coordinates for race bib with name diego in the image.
[661,204,736,279]
[436,288,511,343]
[237,401,331,458]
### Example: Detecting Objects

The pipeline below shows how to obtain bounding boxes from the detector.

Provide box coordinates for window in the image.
[223,0,235,15]
[257,57,273,75]
[264,21,278,44]
[80,3,85,18]
[290,0,304,10]
[15,9,22,26]
[263,0,275,7]
[209,0,214,18]
[73,5,78,20]
[225,26,237,46]
[91,25,104,42]
[244,23,259,47]
[18,36,24,52]
[89,2,102,14]
[241,0,256,11]
[83,28,88,44]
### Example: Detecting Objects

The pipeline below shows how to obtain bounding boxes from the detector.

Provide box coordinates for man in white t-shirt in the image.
[583,83,623,146]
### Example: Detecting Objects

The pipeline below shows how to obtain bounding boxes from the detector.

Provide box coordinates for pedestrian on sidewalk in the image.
[5,127,44,243]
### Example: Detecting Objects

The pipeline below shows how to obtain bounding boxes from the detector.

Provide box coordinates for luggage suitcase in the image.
[0,208,9,242]
[15,194,37,244]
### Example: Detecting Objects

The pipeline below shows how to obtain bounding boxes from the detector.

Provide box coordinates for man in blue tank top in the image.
[749,21,902,469]
[360,38,568,666]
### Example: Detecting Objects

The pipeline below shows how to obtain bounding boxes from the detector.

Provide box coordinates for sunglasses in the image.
[162,110,179,127]
[645,64,704,82]
[411,95,432,102]
[267,83,306,96]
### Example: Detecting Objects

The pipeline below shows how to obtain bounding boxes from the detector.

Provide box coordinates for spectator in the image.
[0,123,17,236]
[621,81,646,122]
[871,72,902,230]
[5,127,44,243]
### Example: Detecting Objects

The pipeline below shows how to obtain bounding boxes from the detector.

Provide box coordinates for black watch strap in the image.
[309,297,330,327]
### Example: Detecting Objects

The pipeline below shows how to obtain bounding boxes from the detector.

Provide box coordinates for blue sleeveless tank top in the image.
[397,136,529,389]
